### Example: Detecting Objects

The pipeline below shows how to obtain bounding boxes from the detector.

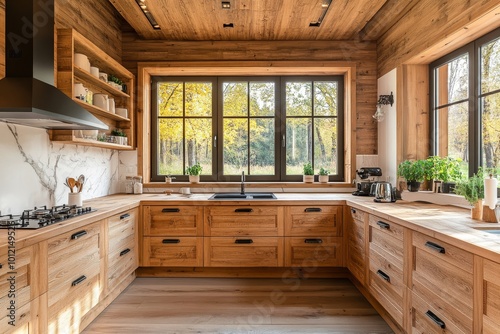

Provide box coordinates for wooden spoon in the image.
[66,177,76,193]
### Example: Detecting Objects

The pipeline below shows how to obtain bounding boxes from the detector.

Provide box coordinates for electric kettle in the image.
[374,182,397,203]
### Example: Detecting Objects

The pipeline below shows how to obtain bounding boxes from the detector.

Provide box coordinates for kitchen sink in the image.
[473,227,500,234]
[209,192,277,200]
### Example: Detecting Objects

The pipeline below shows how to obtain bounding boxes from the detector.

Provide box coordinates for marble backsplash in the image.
[0,123,122,214]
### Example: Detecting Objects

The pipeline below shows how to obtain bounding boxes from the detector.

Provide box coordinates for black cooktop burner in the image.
[0,205,96,229]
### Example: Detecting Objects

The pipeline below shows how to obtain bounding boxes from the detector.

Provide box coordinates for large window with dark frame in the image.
[430,27,500,176]
[151,76,344,182]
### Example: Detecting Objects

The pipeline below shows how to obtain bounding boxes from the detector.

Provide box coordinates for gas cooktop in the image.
[0,204,96,229]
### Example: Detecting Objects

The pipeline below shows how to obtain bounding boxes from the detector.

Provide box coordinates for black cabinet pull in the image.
[162,208,180,213]
[120,213,130,220]
[0,263,2,269]
[235,239,253,244]
[162,239,180,244]
[304,238,323,244]
[376,221,390,229]
[425,241,446,254]
[425,310,446,329]
[235,208,253,213]
[304,208,322,212]
[71,275,87,287]
[71,230,87,240]
[376,269,391,283]
[351,208,356,214]
[120,248,131,256]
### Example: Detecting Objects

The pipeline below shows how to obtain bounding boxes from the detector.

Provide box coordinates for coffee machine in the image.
[352,167,382,196]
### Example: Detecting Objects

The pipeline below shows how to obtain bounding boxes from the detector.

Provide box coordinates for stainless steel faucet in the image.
[241,171,245,194]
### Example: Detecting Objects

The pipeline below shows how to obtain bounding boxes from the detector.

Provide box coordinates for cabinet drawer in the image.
[108,209,137,241]
[143,237,203,267]
[411,290,470,334]
[369,227,403,269]
[285,206,342,236]
[285,236,342,267]
[369,247,404,302]
[108,234,136,289]
[413,246,473,324]
[47,222,100,256]
[205,206,283,237]
[347,217,366,283]
[350,207,367,222]
[368,268,404,327]
[413,232,473,274]
[205,237,284,267]
[143,206,203,236]
[369,215,404,241]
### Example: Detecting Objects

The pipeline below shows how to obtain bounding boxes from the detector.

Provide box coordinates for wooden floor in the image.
[83,278,393,333]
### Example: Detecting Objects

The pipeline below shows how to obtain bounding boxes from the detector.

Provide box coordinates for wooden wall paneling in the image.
[126,39,378,157]
[378,0,500,76]
[0,0,4,77]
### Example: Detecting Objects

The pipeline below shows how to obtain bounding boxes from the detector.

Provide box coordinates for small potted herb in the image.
[454,168,485,219]
[165,175,176,183]
[440,157,463,193]
[397,159,426,192]
[303,163,314,183]
[111,128,127,145]
[318,167,329,183]
[186,163,203,183]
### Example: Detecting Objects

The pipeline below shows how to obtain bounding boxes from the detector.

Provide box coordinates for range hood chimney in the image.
[0,0,108,130]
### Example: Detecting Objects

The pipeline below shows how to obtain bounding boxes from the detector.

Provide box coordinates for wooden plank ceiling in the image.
[109,0,416,41]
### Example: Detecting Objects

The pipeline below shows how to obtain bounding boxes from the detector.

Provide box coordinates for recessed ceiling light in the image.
[222,1,231,9]
[310,0,332,27]
[135,0,161,30]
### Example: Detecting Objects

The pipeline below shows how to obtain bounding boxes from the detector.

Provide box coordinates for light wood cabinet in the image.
[347,207,367,284]
[46,222,103,333]
[411,232,473,334]
[368,215,406,328]
[51,29,135,150]
[0,245,39,333]
[482,258,500,333]
[284,205,343,267]
[142,205,204,266]
[106,209,138,293]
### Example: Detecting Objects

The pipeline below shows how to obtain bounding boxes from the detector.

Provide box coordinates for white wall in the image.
[0,123,122,214]
[377,69,398,185]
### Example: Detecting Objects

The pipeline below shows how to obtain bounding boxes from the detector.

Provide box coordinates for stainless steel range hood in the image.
[0,0,108,130]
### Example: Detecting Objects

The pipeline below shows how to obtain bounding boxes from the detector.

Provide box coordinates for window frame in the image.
[430,26,500,176]
[150,74,346,182]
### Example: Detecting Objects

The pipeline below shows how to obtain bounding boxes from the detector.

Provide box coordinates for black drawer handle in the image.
[351,208,356,213]
[235,239,253,244]
[425,310,446,329]
[304,238,323,244]
[425,241,445,254]
[71,275,87,287]
[162,208,180,213]
[162,239,180,244]
[120,248,131,256]
[376,221,390,229]
[376,269,391,283]
[235,208,253,213]
[0,263,2,269]
[304,208,322,212]
[71,230,87,240]
[120,213,130,220]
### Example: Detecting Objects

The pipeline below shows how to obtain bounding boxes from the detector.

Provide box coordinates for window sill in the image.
[401,190,470,209]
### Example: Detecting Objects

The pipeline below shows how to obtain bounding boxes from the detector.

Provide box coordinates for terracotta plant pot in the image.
[318,175,329,183]
[303,175,314,183]
[188,175,200,183]
[471,201,483,220]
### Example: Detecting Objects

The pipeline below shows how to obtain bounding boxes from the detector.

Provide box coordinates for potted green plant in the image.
[454,168,485,219]
[318,167,329,183]
[397,159,425,192]
[424,156,447,192]
[440,157,463,193]
[186,163,203,183]
[303,163,314,183]
[111,128,127,145]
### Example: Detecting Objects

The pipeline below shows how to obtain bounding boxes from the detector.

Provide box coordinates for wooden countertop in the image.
[4,192,500,264]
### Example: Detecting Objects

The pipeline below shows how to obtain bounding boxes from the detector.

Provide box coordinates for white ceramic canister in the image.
[74,83,86,100]
[99,72,108,82]
[90,66,99,78]
[74,53,90,72]
[93,93,109,111]
[115,108,127,118]
[108,97,116,113]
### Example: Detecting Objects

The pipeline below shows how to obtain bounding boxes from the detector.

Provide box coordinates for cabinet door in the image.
[205,206,283,237]
[0,246,36,333]
[483,258,500,333]
[285,206,342,236]
[347,207,367,284]
[47,223,102,333]
[205,237,284,267]
[285,236,342,267]
[143,206,203,236]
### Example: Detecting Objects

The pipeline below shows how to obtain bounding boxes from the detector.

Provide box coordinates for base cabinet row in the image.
[141,205,344,268]
[0,208,138,334]
[347,206,498,334]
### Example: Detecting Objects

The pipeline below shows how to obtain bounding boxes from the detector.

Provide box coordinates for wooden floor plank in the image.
[83,278,393,334]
